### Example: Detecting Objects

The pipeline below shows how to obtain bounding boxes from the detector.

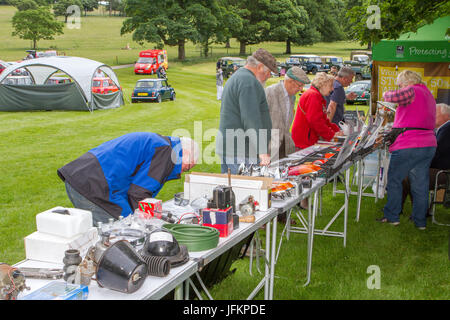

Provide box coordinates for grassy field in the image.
[0,7,449,300]
[0,5,365,65]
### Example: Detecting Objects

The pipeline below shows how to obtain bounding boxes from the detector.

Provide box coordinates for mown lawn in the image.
[0,6,449,300]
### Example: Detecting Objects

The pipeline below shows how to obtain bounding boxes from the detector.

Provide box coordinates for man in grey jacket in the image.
[265,67,310,161]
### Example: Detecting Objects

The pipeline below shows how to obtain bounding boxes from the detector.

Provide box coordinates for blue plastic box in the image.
[20,281,89,300]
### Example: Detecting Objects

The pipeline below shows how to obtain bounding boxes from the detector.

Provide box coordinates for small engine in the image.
[0,263,30,300]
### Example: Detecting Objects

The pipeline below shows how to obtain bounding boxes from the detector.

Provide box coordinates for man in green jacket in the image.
[216,48,278,174]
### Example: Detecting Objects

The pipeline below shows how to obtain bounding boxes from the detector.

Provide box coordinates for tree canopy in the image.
[346,0,450,48]
[11,5,64,49]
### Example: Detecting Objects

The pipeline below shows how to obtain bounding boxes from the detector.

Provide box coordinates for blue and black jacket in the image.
[57,132,182,218]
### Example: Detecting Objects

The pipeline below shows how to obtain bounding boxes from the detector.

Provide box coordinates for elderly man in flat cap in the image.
[265,66,310,161]
[216,48,279,174]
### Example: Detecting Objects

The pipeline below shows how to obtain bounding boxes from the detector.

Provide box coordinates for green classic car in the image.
[345,80,371,105]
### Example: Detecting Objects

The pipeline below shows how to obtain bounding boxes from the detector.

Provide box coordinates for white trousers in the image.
[216,85,223,100]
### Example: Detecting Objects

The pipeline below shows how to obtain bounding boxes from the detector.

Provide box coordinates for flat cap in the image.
[252,48,278,74]
[286,66,310,84]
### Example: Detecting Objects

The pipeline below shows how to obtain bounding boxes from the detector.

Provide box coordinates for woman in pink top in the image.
[377,70,436,230]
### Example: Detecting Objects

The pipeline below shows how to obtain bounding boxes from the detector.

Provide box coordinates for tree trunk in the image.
[203,44,209,58]
[239,41,246,56]
[65,15,68,23]
[285,39,291,54]
[225,38,230,49]
[178,39,186,61]
[367,41,372,50]
[33,39,36,50]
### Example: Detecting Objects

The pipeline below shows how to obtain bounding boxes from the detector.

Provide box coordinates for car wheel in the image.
[311,68,317,75]
[170,92,176,101]
[157,95,162,103]
[131,99,136,103]
[355,74,363,81]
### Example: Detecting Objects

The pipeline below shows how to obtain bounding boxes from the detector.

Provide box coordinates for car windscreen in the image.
[136,81,156,88]
[348,83,368,91]
[137,57,155,64]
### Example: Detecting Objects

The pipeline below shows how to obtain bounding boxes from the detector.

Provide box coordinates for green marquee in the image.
[372,16,450,63]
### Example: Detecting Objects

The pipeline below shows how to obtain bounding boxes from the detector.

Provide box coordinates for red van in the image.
[134,49,168,75]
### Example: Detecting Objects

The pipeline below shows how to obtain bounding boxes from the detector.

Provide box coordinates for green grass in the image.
[1,7,449,300]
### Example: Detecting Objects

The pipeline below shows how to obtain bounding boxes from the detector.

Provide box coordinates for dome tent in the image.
[0,56,124,111]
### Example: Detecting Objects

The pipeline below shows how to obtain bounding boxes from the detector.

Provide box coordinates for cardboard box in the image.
[202,207,233,237]
[24,227,98,263]
[184,172,273,211]
[138,198,163,218]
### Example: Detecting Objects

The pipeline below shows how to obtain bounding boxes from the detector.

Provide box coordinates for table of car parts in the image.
[13,207,279,300]
[13,258,198,300]
[269,158,356,290]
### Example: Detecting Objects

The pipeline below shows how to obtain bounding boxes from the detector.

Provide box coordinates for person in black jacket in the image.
[57,132,199,226]
[401,103,450,214]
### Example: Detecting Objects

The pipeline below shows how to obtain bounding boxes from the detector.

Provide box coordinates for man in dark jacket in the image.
[215,48,278,174]
[57,132,199,226]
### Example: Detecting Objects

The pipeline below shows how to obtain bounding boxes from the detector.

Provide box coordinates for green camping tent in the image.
[371,16,450,113]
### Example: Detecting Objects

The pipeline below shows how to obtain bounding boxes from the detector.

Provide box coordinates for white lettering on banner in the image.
[409,47,448,59]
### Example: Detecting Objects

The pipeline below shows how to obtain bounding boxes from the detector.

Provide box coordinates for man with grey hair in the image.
[57,132,199,226]
[325,66,357,125]
[265,66,310,160]
[216,48,278,173]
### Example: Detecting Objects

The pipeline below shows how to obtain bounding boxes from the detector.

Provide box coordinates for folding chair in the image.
[430,170,450,226]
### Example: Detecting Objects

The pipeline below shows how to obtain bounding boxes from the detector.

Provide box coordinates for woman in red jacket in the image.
[291,72,341,149]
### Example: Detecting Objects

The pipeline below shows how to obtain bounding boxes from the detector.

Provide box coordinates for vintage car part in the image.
[238,195,257,216]
[0,263,30,300]
[63,249,82,284]
[141,228,190,267]
[96,240,148,294]
[163,224,220,252]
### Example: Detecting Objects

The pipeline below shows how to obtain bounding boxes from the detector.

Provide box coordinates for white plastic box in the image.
[36,206,93,238]
[24,227,98,263]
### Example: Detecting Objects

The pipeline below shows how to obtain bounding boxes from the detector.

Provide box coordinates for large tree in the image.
[189,0,242,57]
[223,0,273,56]
[121,0,201,61]
[12,6,64,49]
[297,0,346,43]
[80,0,98,16]
[266,0,311,54]
[346,0,450,49]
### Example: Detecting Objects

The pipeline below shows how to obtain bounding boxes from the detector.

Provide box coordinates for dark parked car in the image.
[131,79,175,103]
[217,57,246,78]
[345,80,371,105]
[321,56,344,70]
[286,54,329,74]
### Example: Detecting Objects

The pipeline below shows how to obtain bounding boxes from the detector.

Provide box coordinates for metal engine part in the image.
[238,195,257,216]
[0,263,30,300]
